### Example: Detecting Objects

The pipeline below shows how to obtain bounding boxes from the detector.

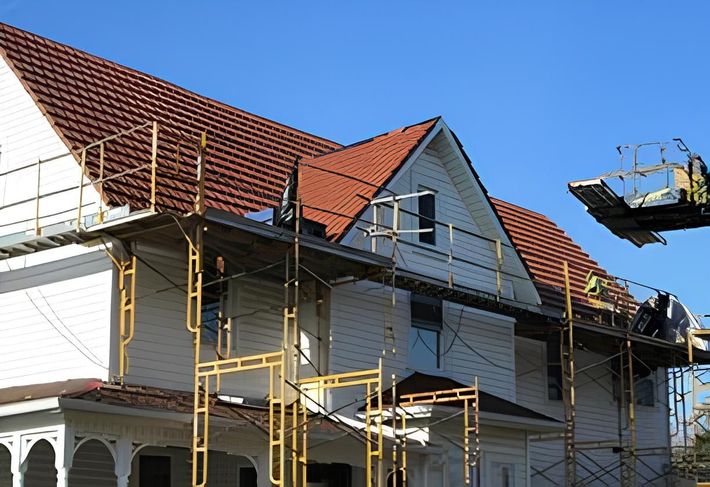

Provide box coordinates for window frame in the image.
[417,189,437,246]
[408,294,443,371]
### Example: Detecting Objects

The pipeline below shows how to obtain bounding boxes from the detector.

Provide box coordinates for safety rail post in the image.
[448,224,454,288]
[150,121,159,212]
[399,382,480,485]
[561,261,577,486]
[299,360,384,487]
[76,149,86,231]
[97,143,105,223]
[34,158,41,235]
[195,132,207,215]
[495,239,503,301]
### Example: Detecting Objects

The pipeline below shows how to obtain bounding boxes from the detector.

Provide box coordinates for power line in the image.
[25,291,107,369]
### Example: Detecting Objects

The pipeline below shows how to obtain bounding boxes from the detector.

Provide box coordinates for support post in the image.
[34,158,41,236]
[448,224,454,288]
[114,437,132,487]
[10,435,26,487]
[97,142,105,223]
[195,132,207,215]
[188,221,207,487]
[76,149,86,231]
[561,261,576,486]
[150,121,158,212]
[118,255,137,381]
[495,239,503,301]
[620,338,637,487]
[54,426,74,487]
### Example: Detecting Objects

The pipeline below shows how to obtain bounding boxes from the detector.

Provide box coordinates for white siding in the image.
[124,238,193,391]
[0,249,113,388]
[515,337,670,486]
[329,281,517,413]
[0,54,101,238]
[343,129,539,307]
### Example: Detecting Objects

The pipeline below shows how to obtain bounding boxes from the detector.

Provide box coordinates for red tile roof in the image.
[0,22,341,216]
[491,198,635,320]
[1,23,631,319]
[300,118,439,240]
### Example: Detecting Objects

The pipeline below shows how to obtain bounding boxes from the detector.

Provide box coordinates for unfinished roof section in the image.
[300,118,439,240]
[492,197,636,322]
[0,22,341,216]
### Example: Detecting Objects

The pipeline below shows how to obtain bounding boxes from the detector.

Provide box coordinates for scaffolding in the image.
[5,121,710,485]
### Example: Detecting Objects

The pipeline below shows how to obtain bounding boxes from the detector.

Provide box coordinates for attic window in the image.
[418,191,436,245]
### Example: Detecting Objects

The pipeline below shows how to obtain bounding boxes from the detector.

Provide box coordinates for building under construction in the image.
[0,22,709,487]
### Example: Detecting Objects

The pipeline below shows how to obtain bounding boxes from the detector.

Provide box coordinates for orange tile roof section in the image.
[491,197,635,318]
[0,22,341,216]
[1,22,631,318]
[300,118,439,240]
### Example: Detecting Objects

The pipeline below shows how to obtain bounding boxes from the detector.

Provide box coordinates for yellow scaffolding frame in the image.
[106,252,137,382]
[299,361,384,487]
[398,381,480,485]
[561,261,577,486]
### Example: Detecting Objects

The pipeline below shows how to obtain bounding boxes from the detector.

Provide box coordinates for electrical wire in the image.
[442,317,515,372]
[25,291,107,369]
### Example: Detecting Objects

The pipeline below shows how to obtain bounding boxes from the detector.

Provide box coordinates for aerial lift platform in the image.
[569,139,710,246]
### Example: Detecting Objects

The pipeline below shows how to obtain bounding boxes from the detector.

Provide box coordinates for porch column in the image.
[54,427,74,487]
[114,437,133,487]
[10,435,26,487]
[255,454,271,487]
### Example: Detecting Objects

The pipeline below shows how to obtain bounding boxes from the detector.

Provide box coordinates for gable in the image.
[0,53,103,240]
[342,121,540,306]
[299,118,439,240]
[0,22,340,222]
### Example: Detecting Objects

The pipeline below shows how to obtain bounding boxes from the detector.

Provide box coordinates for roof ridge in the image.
[490,196,553,221]
[0,21,340,148]
[304,116,441,162]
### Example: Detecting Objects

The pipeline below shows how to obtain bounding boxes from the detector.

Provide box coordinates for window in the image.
[547,341,563,401]
[418,191,436,245]
[491,463,514,487]
[408,294,442,370]
[201,256,227,344]
[139,455,170,487]
[635,376,655,406]
[612,366,655,406]
[201,290,222,344]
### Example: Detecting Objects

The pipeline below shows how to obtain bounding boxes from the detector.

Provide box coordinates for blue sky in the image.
[3,1,709,312]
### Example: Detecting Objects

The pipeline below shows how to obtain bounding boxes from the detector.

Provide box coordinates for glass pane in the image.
[418,193,436,245]
[409,325,439,370]
[201,300,220,343]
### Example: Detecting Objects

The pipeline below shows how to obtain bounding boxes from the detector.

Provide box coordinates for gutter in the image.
[0,397,60,417]
[479,411,563,432]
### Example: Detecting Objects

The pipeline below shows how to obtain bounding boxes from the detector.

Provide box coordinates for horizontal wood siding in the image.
[343,130,539,305]
[0,54,101,238]
[124,237,194,391]
[330,281,516,413]
[0,250,112,388]
[515,337,670,486]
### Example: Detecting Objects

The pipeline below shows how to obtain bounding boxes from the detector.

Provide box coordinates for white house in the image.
[0,22,701,487]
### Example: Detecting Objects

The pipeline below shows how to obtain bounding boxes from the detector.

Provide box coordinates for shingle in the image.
[0,22,340,218]
[491,198,636,318]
